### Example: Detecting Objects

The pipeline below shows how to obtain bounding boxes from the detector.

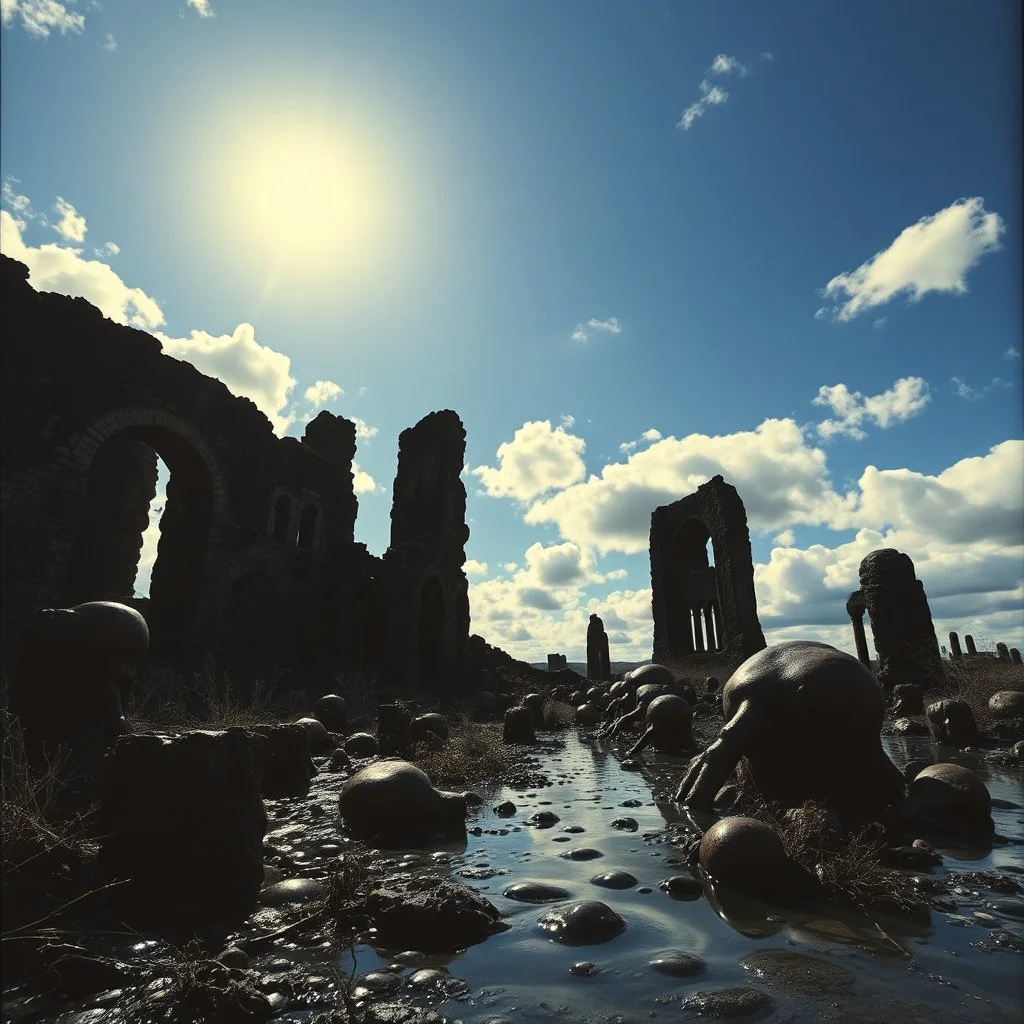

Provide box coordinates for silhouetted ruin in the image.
[0,254,470,691]
[949,631,963,658]
[853,548,943,690]
[650,475,766,663]
[586,614,610,680]
[547,653,567,672]
[846,590,870,665]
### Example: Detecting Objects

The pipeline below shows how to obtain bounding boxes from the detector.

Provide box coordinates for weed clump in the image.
[542,700,575,729]
[413,716,517,788]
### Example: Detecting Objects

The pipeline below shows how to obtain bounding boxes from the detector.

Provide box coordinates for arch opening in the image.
[60,424,214,657]
[667,518,722,656]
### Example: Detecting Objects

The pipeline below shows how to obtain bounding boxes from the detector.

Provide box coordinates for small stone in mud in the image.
[560,847,604,861]
[494,801,517,816]
[259,877,326,907]
[503,881,573,903]
[681,986,772,1017]
[345,732,379,757]
[350,971,402,1000]
[611,817,639,832]
[591,871,638,889]
[392,951,428,966]
[570,961,600,976]
[538,900,626,945]
[562,825,585,833]
[660,875,704,900]
[407,968,449,989]
[740,950,854,996]
[648,951,706,977]
[530,811,560,828]
[551,835,571,842]
[620,759,642,771]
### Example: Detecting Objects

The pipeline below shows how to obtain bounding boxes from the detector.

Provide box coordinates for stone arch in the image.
[650,475,765,662]
[417,574,446,687]
[59,407,226,657]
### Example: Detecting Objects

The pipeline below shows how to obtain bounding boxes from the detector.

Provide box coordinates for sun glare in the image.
[224,116,393,285]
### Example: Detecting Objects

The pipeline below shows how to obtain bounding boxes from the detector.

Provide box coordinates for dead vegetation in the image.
[412,714,517,788]
[542,700,575,729]
[938,655,1024,734]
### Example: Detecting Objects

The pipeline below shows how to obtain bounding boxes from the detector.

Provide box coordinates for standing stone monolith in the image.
[948,632,962,659]
[965,634,977,655]
[859,549,943,690]
[587,615,611,681]
[846,590,870,666]
[996,642,1010,661]
[1011,649,1022,665]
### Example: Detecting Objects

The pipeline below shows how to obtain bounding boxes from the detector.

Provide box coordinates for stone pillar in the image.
[587,614,610,681]
[1010,648,1022,665]
[965,634,977,655]
[846,590,870,667]
[692,607,705,654]
[948,632,962,658]
[996,642,1010,661]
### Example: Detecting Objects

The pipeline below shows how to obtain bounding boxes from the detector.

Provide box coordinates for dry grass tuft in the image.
[747,798,920,916]
[939,656,1024,734]
[127,662,304,731]
[542,700,575,729]
[413,716,517,788]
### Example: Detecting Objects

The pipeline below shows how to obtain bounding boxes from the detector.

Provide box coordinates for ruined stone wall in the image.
[1,255,358,666]
[650,475,766,663]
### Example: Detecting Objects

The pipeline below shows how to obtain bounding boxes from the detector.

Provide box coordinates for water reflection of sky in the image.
[308,733,1023,1024]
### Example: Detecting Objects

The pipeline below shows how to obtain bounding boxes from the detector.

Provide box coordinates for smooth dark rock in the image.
[590,871,638,890]
[648,951,706,978]
[740,950,854,996]
[610,817,639,832]
[659,875,704,900]
[345,732,379,757]
[681,986,772,1018]
[537,900,626,945]
[560,847,603,861]
[502,882,572,904]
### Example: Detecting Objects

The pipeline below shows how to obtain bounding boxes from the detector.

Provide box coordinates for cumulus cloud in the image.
[2,177,33,217]
[560,414,575,429]
[102,31,115,50]
[94,241,120,257]
[1006,347,1021,361]
[526,418,852,555]
[352,462,381,494]
[463,558,489,577]
[352,417,378,440]
[304,379,343,407]
[472,419,587,502]
[950,376,1013,401]
[156,324,296,434]
[1,209,164,328]
[813,377,930,440]
[571,316,622,344]
[820,197,1005,321]
[186,0,214,16]
[52,196,87,242]
[1,0,85,37]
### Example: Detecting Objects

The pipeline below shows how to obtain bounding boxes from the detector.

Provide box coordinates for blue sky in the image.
[2,0,1021,662]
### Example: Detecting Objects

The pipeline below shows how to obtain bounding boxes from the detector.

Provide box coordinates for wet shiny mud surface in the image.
[257,732,1024,1024]
[15,731,1023,1024]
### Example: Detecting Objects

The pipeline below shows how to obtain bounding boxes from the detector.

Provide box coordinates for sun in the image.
[222,115,391,282]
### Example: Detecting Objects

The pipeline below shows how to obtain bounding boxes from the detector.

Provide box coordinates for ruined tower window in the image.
[297,503,319,549]
[272,494,292,544]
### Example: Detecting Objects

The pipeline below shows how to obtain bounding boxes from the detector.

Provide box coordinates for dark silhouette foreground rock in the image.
[339,760,467,844]
[537,900,626,945]
[365,875,506,951]
[100,728,268,921]
[503,706,536,744]
[890,762,994,837]
[625,693,695,758]
[253,722,315,797]
[675,641,905,822]
[10,601,148,792]
[925,699,980,747]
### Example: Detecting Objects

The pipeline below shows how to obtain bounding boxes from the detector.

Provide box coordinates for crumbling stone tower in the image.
[852,548,943,690]
[650,475,766,663]
[381,410,471,690]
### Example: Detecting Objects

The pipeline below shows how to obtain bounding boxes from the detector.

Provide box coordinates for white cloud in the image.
[813,376,930,440]
[156,324,296,435]
[951,376,1013,401]
[304,379,343,407]
[352,416,378,440]
[571,316,622,344]
[1,209,164,328]
[358,385,367,396]
[605,568,628,581]
[353,462,381,494]
[1006,347,1021,361]
[102,31,114,50]
[1,0,85,37]
[52,196,87,242]
[774,529,795,546]
[642,429,662,442]
[2,177,33,217]
[872,317,887,330]
[94,241,120,257]
[502,562,518,573]
[560,413,575,429]
[821,197,1005,321]
[677,53,759,131]
[186,0,213,16]
[526,417,852,555]
[463,558,489,577]
[472,419,587,502]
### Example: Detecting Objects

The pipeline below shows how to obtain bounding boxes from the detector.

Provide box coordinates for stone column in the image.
[692,607,705,654]
[846,590,870,666]
[1011,649,1022,665]
[948,632,962,658]
[996,642,1010,661]
[965,634,977,655]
